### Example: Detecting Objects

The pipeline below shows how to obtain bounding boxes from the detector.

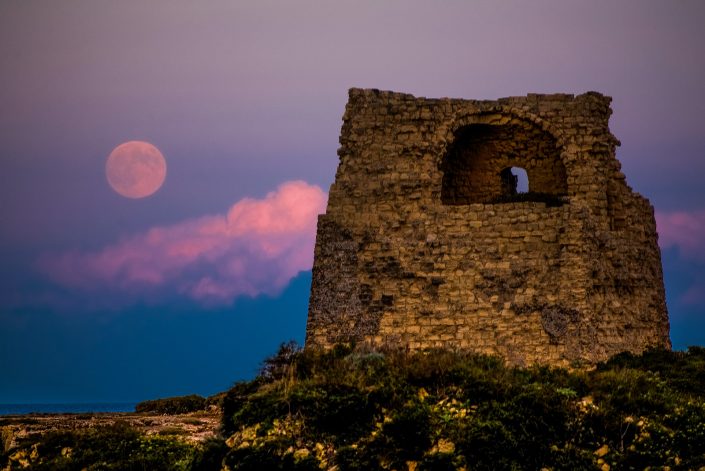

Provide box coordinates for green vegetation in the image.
[3,345,705,470]
[135,394,207,414]
[1,422,199,470]
[220,343,705,470]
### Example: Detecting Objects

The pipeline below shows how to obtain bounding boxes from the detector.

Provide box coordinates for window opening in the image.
[500,167,529,195]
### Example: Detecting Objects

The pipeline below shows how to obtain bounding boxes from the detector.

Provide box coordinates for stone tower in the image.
[305,88,670,366]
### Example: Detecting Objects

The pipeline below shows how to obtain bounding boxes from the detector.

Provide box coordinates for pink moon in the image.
[106,141,167,199]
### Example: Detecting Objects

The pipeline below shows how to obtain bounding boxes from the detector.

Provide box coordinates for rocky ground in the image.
[1,409,220,467]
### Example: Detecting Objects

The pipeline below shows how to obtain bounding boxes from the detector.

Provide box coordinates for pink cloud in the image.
[656,209,705,262]
[39,181,327,305]
[656,209,705,306]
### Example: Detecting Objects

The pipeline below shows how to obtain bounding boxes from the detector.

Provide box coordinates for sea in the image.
[0,403,137,415]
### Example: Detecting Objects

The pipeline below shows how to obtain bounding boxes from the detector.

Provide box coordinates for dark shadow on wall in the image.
[441,123,567,205]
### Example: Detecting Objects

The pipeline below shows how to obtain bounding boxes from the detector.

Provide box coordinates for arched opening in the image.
[440,122,567,205]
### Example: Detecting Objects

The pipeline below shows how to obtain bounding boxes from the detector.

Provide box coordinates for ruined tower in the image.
[306,89,670,366]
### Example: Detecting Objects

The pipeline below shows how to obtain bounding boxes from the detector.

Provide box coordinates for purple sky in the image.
[1,1,704,403]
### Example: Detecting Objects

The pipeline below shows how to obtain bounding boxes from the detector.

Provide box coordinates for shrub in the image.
[224,442,320,471]
[373,401,432,467]
[23,422,196,471]
[600,347,705,396]
[289,383,377,443]
[259,341,302,381]
[222,380,265,436]
[135,394,207,415]
[189,438,229,471]
[418,453,457,471]
[218,344,705,469]
[589,368,672,417]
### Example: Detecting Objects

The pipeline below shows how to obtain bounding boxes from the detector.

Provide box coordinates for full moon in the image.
[106,141,167,199]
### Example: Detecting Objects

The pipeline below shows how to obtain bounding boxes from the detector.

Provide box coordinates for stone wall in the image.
[305,89,670,366]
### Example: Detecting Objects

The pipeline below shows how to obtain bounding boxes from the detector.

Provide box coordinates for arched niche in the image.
[440,122,567,205]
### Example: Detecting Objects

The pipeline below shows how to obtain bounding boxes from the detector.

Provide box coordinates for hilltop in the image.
[2,344,705,470]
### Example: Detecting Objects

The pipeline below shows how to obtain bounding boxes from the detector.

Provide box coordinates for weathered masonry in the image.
[306,88,670,366]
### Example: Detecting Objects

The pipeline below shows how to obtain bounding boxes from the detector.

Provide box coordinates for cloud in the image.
[656,209,705,306]
[656,209,705,262]
[39,181,327,306]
